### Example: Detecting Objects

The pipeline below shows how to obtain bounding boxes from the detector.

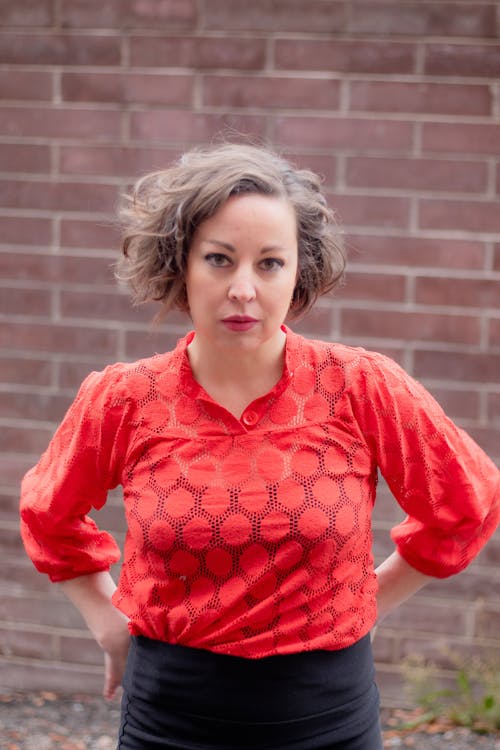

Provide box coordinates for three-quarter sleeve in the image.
[20,366,132,582]
[349,352,500,578]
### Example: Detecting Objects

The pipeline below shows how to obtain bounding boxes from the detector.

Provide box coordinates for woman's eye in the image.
[205,253,230,267]
[260,258,284,271]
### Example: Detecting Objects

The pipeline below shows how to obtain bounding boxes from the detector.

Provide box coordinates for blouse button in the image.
[242,410,259,427]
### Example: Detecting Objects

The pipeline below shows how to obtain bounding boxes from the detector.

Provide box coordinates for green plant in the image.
[402,653,500,734]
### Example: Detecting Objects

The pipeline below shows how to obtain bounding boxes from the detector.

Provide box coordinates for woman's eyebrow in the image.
[205,239,236,252]
[204,239,290,255]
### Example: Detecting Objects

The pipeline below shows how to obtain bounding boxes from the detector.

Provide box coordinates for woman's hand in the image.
[59,571,131,699]
[100,618,131,700]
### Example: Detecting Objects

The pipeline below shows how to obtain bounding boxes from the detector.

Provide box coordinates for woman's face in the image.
[185,193,298,356]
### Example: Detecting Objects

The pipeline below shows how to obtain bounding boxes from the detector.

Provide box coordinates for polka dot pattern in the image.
[20,328,499,659]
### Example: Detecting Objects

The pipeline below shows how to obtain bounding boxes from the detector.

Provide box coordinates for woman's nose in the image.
[228,270,257,302]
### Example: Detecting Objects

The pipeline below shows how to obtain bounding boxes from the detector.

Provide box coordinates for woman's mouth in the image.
[221,316,259,332]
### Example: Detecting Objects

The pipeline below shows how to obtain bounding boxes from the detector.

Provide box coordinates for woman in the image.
[20,143,499,749]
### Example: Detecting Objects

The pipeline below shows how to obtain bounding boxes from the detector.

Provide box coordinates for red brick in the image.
[202,75,340,110]
[0,32,120,65]
[60,219,119,250]
[59,0,196,28]
[347,3,497,38]
[0,356,52,387]
[0,0,53,26]
[0,425,54,454]
[128,0,197,28]
[273,116,413,151]
[280,152,337,188]
[348,235,486,271]
[387,596,469,636]
[0,489,19,515]
[0,391,72,422]
[0,627,54,661]
[130,109,266,143]
[125,328,186,360]
[55,252,117,286]
[422,121,500,156]
[130,35,266,70]
[489,318,500,346]
[0,180,117,214]
[59,0,124,27]
[0,660,102,696]
[375,669,409,709]
[495,245,500,272]
[0,106,121,139]
[0,216,52,246]
[371,632,395,664]
[0,143,51,174]
[414,350,500,384]
[415,277,500,308]
[60,289,154,323]
[62,72,194,106]
[58,359,118,389]
[0,286,51,316]
[488,392,500,421]
[467,425,500,459]
[398,636,500,668]
[338,271,406,303]
[346,156,487,193]
[423,386,479,421]
[289,305,333,338]
[59,634,102,665]
[0,559,53,590]
[0,526,26,553]
[425,43,500,78]
[60,144,180,178]
[328,193,410,229]
[0,70,52,101]
[0,252,115,285]
[274,39,415,74]
[0,321,118,355]
[341,309,480,346]
[424,564,500,600]
[419,198,500,234]
[349,81,491,116]
[475,607,500,639]
[0,594,83,628]
[203,0,348,32]
[0,459,34,493]
[480,533,500,565]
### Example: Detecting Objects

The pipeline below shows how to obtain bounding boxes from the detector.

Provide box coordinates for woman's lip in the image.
[221,317,259,331]
[222,316,258,323]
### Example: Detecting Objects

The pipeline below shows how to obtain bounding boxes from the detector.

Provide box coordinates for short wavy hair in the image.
[116,143,345,318]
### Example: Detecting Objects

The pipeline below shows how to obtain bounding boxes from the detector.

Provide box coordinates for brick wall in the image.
[1,0,499,706]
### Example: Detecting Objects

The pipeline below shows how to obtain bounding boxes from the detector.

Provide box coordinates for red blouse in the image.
[20,328,499,657]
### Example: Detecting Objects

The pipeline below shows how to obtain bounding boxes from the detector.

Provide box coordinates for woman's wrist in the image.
[375,550,433,622]
[59,570,129,647]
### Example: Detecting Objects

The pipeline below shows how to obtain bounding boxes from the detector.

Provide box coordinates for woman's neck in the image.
[186,331,286,417]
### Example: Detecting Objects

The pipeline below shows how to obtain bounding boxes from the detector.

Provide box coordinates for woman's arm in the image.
[375,549,433,624]
[59,571,130,700]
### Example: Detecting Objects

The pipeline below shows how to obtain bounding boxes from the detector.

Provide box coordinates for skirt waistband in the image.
[123,635,376,724]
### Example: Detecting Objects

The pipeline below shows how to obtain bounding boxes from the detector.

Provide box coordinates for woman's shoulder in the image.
[289,328,390,371]
[288,330,413,402]
[79,346,184,404]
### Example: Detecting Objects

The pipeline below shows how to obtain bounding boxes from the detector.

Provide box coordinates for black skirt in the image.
[118,635,382,750]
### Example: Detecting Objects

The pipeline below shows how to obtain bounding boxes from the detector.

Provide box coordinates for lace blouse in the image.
[20,328,499,657]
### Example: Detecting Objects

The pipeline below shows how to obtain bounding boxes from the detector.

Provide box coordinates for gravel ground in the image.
[0,692,499,749]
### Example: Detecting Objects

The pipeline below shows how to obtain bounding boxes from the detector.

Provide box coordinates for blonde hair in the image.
[116,143,345,318]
